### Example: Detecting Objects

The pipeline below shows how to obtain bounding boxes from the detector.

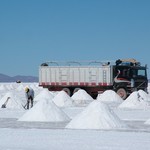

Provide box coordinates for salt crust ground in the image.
[0,83,150,150]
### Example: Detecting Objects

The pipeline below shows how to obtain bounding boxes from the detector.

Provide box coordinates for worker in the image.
[25,87,34,109]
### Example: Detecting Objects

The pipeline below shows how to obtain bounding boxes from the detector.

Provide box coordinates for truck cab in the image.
[113,59,148,99]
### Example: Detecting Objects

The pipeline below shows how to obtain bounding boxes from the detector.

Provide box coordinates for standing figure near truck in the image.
[25,87,34,109]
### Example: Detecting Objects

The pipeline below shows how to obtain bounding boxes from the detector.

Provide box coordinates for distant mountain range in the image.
[0,73,38,82]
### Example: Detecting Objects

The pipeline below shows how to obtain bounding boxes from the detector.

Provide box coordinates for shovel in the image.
[22,103,27,110]
[1,97,10,108]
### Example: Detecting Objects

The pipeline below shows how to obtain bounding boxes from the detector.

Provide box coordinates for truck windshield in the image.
[132,69,146,77]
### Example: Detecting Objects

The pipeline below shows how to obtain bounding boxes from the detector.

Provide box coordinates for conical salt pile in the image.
[0,85,7,91]
[34,89,54,102]
[97,90,123,103]
[0,92,24,109]
[71,89,93,105]
[66,101,126,129]
[52,91,73,107]
[18,98,70,122]
[118,91,150,109]
[16,84,25,91]
[138,90,150,101]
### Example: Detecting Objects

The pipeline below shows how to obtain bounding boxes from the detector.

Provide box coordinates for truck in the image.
[39,59,148,99]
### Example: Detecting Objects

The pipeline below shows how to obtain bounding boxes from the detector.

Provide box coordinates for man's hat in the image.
[25,87,29,92]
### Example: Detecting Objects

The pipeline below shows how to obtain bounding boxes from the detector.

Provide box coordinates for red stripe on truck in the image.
[40,82,111,86]
[51,82,55,85]
[91,82,96,86]
[74,82,78,85]
[41,82,46,85]
[56,82,59,85]
[61,82,67,86]
[80,82,84,86]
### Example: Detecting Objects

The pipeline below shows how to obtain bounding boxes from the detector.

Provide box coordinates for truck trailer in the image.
[39,59,148,99]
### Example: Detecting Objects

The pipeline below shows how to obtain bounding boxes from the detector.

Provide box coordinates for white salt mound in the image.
[5,84,14,90]
[71,89,93,105]
[28,84,39,91]
[18,98,70,122]
[0,92,24,109]
[0,85,7,91]
[52,91,73,107]
[97,90,123,103]
[16,84,25,91]
[118,91,150,109]
[34,89,54,102]
[138,90,150,101]
[66,101,126,129]
[147,83,150,94]
[72,89,93,100]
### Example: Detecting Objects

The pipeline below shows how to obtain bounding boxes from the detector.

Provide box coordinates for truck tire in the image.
[73,88,81,94]
[116,88,127,100]
[62,88,71,96]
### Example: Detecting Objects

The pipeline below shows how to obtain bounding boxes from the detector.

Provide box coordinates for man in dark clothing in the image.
[25,87,34,109]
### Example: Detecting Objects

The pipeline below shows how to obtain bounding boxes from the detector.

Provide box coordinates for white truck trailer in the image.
[39,59,148,99]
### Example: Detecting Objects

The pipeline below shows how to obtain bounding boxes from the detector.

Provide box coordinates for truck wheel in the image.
[116,88,127,100]
[62,88,71,96]
[73,88,81,94]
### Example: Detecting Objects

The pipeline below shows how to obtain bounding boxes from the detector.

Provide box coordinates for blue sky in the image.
[0,0,150,77]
